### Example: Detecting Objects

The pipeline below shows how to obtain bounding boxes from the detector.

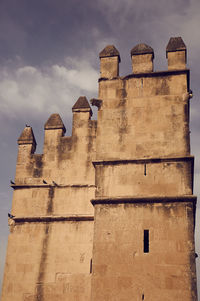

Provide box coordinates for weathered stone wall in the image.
[2,220,93,301]
[91,200,197,301]
[94,158,193,198]
[96,72,190,160]
[1,97,96,300]
[91,38,197,301]
[12,186,95,216]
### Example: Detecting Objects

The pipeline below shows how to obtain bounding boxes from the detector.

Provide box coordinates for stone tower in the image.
[1,37,198,301]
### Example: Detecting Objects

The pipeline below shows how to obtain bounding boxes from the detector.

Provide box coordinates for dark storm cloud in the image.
[0,0,200,296]
[0,0,112,66]
[1,0,199,71]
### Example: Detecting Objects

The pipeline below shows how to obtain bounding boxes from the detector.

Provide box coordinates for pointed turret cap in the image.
[72,96,92,116]
[131,43,154,58]
[44,113,66,133]
[99,45,121,62]
[166,37,186,54]
[18,126,37,146]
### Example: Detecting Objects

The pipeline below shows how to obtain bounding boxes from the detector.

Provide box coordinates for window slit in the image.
[144,230,149,253]
[144,163,147,176]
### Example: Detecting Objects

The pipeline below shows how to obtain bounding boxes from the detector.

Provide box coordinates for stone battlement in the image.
[15,37,190,186]
[99,37,186,78]
[15,96,97,186]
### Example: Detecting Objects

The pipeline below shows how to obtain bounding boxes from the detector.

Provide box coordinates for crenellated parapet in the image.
[98,37,187,80]
[15,96,97,187]
[97,37,190,161]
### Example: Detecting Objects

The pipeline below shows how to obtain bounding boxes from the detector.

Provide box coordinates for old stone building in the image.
[1,37,198,301]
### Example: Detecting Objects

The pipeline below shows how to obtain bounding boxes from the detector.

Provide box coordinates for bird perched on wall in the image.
[43,179,47,184]
[189,89,193,98]
[10,180,15,185]
[8,213,15,219]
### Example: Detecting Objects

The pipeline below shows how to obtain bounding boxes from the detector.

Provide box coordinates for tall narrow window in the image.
[143,230,149,253]
[90,259,92,273]
[144,163,147,176]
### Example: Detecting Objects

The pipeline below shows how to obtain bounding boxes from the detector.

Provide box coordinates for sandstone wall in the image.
[91,38,197,301]
[1,98,96,301]
[91,201,196,301]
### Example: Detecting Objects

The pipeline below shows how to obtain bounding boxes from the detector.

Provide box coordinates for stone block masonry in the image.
[1,37,197,301]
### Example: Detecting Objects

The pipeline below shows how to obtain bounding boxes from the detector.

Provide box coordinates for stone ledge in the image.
[11,184,96,189]
[12,215,94,223]
[99,68,189,82]
[93,156,194,166]
[91,195,197,205]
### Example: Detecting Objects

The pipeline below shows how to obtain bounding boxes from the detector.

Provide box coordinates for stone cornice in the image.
[99,68,190,82]
[91,195,197,205]
[12,215,94,223]
[93,156,194,166]
[11,184,96,190]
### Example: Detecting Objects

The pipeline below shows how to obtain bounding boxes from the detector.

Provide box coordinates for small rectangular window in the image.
[144,230,149,253]
[90,259,92,273]
[144,163,147,176]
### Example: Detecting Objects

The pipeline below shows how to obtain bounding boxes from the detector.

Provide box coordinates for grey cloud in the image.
[0,0,112,66]
[0,57,98,120]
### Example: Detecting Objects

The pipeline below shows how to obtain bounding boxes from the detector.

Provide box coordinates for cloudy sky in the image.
[0,0,200,296]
